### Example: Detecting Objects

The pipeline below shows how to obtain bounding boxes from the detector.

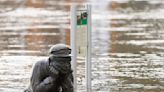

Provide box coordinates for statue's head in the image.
[49,43,71,58]
[49,44,72,74]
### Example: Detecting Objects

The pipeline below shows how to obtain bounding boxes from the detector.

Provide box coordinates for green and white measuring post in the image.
[71,4,92,92]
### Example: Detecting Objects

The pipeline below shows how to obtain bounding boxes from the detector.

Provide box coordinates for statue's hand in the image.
[43,76,55,85]
[49,62,60,78]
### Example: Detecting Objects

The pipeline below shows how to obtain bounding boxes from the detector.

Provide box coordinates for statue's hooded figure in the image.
[24,44,73,92]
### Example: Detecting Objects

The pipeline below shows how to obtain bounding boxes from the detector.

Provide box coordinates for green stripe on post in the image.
[77,12,88,25]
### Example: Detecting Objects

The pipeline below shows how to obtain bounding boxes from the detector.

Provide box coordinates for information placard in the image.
[76,5,88,57]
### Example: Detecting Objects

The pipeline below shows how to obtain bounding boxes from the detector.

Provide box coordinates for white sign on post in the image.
[76,5,88,58]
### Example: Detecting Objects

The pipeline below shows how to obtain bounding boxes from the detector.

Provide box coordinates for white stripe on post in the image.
[71,4,77,92]
[86,4,92,92]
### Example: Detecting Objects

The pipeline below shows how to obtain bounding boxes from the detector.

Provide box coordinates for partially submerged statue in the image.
[24,44,73,92]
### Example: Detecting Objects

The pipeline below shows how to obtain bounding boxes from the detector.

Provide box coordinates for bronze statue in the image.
[24,44,73,92]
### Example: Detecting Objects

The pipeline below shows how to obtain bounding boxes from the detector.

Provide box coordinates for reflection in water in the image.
[0,2,70,56]
[91,0,110,55]
[108,0,164,92]
[91,0,111,91]
[0,0,164,92]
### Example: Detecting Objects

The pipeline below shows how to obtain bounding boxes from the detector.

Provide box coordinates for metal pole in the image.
[71,5,77,92]
[86,5,92,92]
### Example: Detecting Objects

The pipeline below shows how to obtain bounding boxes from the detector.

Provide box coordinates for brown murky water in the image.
[0,0,164,92]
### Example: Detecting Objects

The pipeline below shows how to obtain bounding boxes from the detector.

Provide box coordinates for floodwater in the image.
[0,0,164,92]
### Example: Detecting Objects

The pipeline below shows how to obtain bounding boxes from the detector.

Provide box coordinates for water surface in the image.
[0,0,164,92]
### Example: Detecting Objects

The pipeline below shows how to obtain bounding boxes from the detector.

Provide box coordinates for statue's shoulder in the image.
[33,58,49,71]
[35,58,49,65]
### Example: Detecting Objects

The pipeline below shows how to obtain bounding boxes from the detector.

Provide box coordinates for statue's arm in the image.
[31,62,55,92]
[61,73,74,92]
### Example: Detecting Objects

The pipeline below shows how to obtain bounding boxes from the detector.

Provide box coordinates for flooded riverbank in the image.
[0,0,164,92]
